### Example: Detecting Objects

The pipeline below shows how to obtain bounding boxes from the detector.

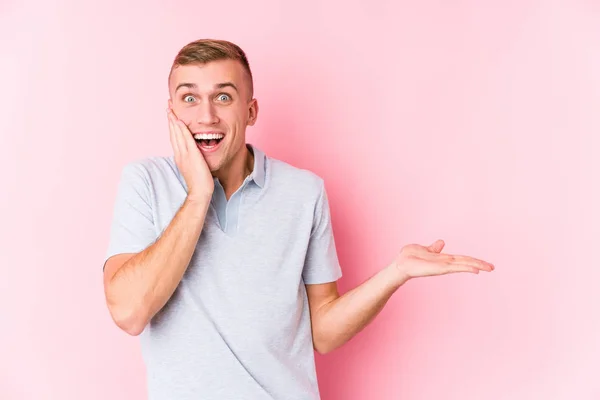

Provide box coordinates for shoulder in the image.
[117,155,178,185]
[267,157,326,198]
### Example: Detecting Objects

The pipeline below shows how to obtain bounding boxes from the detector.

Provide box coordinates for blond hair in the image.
[169,39,254,98]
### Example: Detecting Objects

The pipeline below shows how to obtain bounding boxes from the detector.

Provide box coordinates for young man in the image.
[102,39,494,400]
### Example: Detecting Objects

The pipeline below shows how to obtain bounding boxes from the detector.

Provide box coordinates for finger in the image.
[167,106,177,120]
[458,256,494,271]
[167,108,187,153]
[444,264,480,274]
[172,117,188,155]
[176,119,196,151]
[168,117,178,150]
[168,118,181,162]
[442,254,494,271]
[170,115,191,153]
[427,240,445,253]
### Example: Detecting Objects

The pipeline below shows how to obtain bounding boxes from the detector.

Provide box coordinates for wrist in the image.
[184,195,211,214]
[386,262,410,288]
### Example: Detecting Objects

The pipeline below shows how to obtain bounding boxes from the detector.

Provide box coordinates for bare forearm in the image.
[106,197,210,334]
[312,240,495,353]
[313,264,407,353]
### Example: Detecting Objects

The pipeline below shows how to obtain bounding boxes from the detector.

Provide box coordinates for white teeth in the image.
[193,133,224,140]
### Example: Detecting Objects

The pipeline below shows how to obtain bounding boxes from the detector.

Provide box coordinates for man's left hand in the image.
[392,239,494,284]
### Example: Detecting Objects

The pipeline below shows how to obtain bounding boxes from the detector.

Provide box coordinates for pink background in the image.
[2,1,599,399]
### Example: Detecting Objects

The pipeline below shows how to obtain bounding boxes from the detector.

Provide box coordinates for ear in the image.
[168,98,173,109]
[247,98,259,126]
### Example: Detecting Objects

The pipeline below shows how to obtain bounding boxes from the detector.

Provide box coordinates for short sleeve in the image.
[103,162,157,268]
[302,182,342,284]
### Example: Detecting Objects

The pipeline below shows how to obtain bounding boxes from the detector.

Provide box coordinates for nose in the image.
[195,102,219,125]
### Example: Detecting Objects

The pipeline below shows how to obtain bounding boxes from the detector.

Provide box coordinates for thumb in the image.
[427,239,445,253]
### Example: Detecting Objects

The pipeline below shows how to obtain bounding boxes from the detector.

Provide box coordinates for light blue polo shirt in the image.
[210,143,266,235]
[104,144,343,400]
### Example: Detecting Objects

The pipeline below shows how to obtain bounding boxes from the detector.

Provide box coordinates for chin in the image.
[206,162,220,173]
[207,156,227,172]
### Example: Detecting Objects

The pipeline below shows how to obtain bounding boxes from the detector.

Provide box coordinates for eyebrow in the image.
[175,82,239,93]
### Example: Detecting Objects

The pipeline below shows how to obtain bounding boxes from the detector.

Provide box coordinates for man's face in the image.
[168,59,257,173]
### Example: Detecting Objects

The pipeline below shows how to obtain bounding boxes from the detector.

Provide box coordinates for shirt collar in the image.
[246,143,266,188]
[211,143,266,189]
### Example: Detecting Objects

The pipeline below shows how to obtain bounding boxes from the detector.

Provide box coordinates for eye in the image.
[183,95,196,103]
[216,93,231,102]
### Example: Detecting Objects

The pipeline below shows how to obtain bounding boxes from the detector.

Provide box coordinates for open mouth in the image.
[193,133,224,150]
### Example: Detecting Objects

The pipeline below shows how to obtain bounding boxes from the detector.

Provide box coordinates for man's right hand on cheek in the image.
[167,107,214,203]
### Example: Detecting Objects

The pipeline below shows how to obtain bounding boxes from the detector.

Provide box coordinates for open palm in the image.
[394,239,494,280]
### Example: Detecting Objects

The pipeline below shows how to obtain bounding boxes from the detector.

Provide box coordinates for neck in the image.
[214,144,254,200]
